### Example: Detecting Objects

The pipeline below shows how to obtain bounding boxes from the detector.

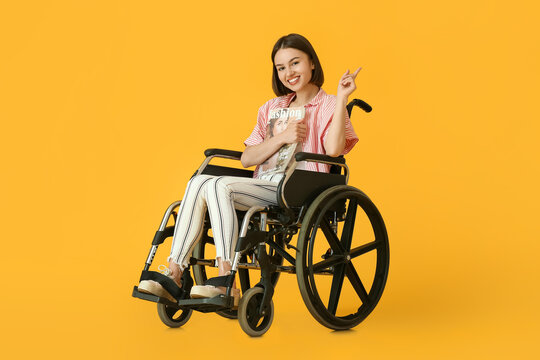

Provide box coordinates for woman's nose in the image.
[285,67,294,77]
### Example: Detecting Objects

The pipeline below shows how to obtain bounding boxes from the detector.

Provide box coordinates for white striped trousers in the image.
[167,174,282,270]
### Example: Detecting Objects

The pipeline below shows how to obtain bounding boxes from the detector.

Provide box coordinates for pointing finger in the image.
[352,67,362,78]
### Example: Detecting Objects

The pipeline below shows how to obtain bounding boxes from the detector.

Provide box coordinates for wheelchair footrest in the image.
[178,295,235,313]
[132,286,235,313]
[132,286,180,307]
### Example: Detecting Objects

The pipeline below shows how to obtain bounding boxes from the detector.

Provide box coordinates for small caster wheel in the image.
[157,303,192,328]
[238,287,274,337]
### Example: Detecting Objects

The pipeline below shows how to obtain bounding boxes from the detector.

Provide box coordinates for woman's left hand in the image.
[337,67,362,100]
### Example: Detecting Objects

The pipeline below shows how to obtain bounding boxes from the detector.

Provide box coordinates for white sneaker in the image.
[138,265,179,303]
[155,265,182,287]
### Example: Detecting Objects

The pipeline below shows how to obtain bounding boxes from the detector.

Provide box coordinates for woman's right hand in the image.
[241,119,306,168]
[279,120,307,144]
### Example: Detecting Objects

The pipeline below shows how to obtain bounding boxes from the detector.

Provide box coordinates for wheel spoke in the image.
[319,217,345,254]
[312,255,346,272]
[328,263,346,315]
[341,198,357,251]
[349,241,379,259]
[345,263,369,304]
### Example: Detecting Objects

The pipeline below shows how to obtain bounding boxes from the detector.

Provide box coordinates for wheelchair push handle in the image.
[346,98,372,117]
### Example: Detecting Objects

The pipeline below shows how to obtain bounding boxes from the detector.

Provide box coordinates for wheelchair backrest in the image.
[277,169,346,208]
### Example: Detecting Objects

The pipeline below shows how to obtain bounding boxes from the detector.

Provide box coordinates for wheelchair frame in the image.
[132,99,389,336]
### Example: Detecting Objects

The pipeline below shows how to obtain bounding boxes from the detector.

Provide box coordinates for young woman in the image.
[138,33,361,304]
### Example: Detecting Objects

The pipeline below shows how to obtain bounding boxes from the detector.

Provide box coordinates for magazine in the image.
[256,106,305,181]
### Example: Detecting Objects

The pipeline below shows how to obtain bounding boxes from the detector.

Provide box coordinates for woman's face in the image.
[274,47,315,93]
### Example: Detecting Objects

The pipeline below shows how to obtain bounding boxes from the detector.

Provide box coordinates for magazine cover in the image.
[257,106,306,180]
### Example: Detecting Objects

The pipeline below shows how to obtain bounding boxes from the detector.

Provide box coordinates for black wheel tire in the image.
[238,287,274,337]
[296,185,389,330]
[192,222,284,320]
[157,303,192,328]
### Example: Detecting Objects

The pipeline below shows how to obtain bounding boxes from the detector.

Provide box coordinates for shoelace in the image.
[158,264,183,288]
[158,264,173,277]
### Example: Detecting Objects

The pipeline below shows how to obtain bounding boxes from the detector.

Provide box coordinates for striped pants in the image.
[167,174,282,270]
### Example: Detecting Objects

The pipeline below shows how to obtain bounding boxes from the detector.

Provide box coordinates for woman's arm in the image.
[323,67,362,157]
[323,96,348,157]
[241,120,307,168]
[241,135,284,168]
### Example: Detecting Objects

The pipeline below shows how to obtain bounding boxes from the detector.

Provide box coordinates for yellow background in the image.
[1,0,539,358]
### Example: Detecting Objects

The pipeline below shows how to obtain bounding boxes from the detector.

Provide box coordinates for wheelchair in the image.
[132,99,389,336]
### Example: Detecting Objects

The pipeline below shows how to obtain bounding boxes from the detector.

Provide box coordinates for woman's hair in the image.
[271,33,324,96]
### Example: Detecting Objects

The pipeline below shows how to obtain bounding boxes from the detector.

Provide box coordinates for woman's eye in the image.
[292,61,299,66]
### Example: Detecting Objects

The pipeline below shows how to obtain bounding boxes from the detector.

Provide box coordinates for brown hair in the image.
[271,34,324,96]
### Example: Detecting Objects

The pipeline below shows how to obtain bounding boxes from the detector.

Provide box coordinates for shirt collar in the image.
[282,87,326,108]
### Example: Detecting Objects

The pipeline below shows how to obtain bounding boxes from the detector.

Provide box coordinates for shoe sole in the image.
[138,280,177,303]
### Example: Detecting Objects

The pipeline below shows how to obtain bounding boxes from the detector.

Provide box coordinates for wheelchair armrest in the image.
[195,148,253,178]
[204,148,243,160]
[295,152,346,165]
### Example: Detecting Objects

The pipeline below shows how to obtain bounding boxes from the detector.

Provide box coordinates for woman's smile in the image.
[287,76,300,85]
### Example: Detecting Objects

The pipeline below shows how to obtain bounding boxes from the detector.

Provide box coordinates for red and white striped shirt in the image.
[244,88,359,178]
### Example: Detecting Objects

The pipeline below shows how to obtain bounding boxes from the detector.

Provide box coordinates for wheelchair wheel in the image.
[238,287,274,337]
[296,185,389,330]
[157,303,192,328]
[192,224,284,320]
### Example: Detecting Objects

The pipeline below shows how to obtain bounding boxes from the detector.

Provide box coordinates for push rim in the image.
[296,185,389,330]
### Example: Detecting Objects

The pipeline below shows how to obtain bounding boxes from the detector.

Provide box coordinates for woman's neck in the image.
[290,84,320,107]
